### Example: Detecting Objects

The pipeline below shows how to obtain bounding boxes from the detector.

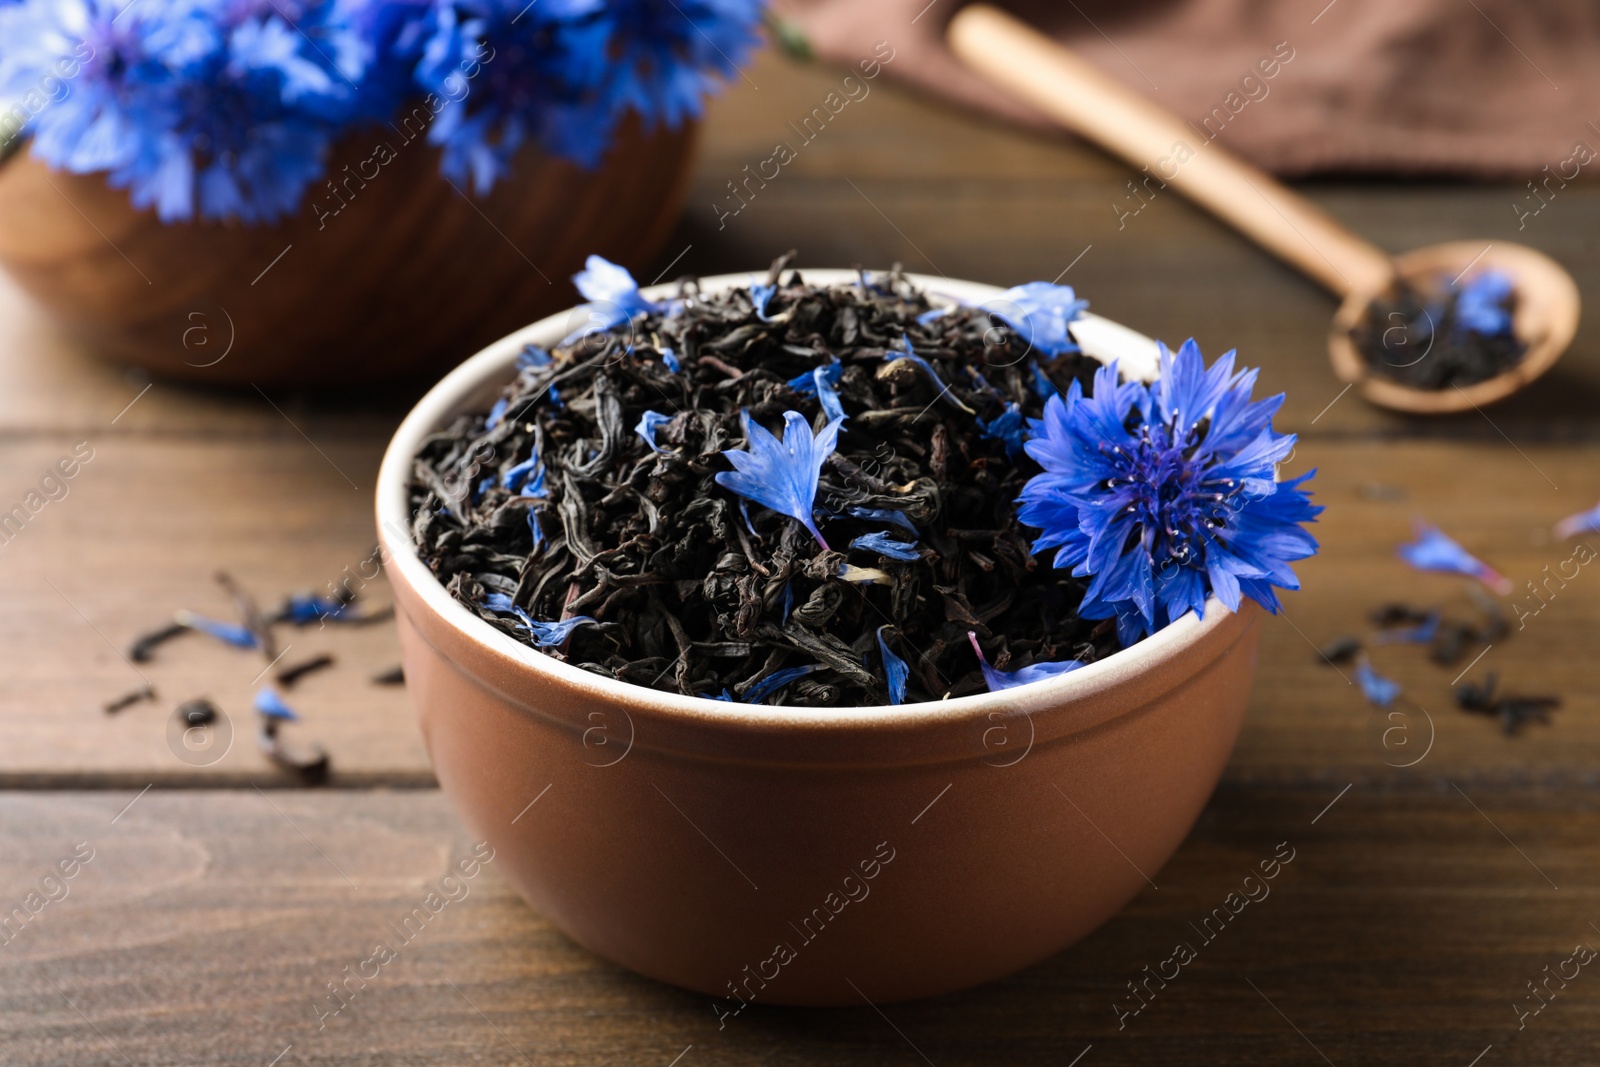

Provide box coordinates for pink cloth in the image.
[772,0,1600,176]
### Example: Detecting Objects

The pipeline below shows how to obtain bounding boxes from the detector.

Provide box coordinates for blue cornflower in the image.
[1354,661,1400,708]
[583,0,764,133]
[987,282,1088,357]
[1017,340,1321,645]
[485,396,509,429]
[1454,270,1515,336]
[977,402,1027,459]
[660,347,681,373]
[1397,521,1510,594]
[846,506,918,536]
[744,664,816,704]
[966,632,1083,692]
[875,626,908,705]
[1555,500,1600,541]
[561,255,660,345]
[527,509,545,551]
[787,358,845,423]
[1,0,364,223]
[888,335,974,414]
[850,531,920,562]
[175,609,258,649]
[635,409,672,453]
[915,306,951,326]
[715,409,844,550]
[253,687,299,721]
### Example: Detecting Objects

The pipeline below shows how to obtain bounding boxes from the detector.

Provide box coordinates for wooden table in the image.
[4,48,1599,1066]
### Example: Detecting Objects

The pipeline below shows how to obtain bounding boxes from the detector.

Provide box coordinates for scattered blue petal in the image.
[787,358,845,422]
[661,347,681,373]
[715,409,843,550]
[501,456,548,497]
[751,282,778,320]
[253,687,299,722]
[967,631,1083,692]
[876,627,909,705]
[1030,362,1056,399]
[1454,270,1515,337]
[176,611,257,650]
[781,581,795,623]
[850,531,921,562]
[1397,522,1509,593]
[635,410,673,454]
[1017,339,1321,643]
[1354,661,1401,708]
[978,402,1028,460]
[548,384,565,410]
[847,507,918,535]
[700,688,735,702]
[1555,500,1600,541]
[560,255,661,345]
[987,282,1088,356]
[915,306,951,326]
[280,595,347,626]
[517,345,553,369]
[524,615,596,647]
[744,664,817,704]
[486,398,509,430]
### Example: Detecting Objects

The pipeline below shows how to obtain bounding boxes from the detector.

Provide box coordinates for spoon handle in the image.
[948,5,1395,298]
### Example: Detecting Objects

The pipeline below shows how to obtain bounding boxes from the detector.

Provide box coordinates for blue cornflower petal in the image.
[635,410,673,453]
[846,507,918,535]
[548,385,565,410]
[781,582,795,624]
[967,632,1083,692]
[715,409,843,550]
[1030,362,1057,399]
[1354,661,1401,708]
[751,282,778,320]
[876,626,909,705]
[915,306,951,326]
[524,616,596,647]
[1555,500,1600,541]
[176,610,257,650]
[987,282,1088,357]
[787,358,845,422]
[850,531,920,562]
[1397,522,1510,593]
[1453,270,1515,336]
[502,456,548,497]
[517,345,553,369]
[486,397,509,429]
[1017,340,1321,641]
[888,335,974,414]
[560,255,660,346]
[253,687,299,722]
[661,347,681,373]
[744,664,817,704]
[978,402,1028,459]
[280,595,346,626]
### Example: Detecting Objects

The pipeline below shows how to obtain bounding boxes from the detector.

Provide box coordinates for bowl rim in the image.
[375,268,1244,732]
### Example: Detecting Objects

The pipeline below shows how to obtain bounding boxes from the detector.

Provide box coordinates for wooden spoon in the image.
[948,4,1580,414]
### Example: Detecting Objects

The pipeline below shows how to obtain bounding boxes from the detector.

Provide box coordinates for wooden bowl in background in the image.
[0,115,697,388]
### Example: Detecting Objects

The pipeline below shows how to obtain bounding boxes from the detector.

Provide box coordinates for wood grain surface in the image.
[0,788,1592,1066]
[0,43,1597,1065]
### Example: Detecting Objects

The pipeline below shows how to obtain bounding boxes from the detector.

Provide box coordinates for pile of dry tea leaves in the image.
[409,259,1122,707]
[1352,271,1524,390]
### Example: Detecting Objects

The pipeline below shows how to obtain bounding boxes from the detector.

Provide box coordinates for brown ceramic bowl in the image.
[0,115,696,388]
[376,272,1263,1006]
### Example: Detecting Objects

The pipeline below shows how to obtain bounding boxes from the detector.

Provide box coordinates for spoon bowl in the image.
[1327,240,1580,415]
[949,6,1583,416]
